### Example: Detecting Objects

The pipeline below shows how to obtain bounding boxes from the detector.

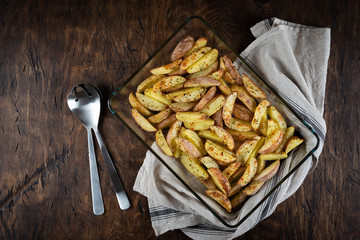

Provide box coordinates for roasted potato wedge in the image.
[137,74,164,93]
[267,106,287,133]
[219,56,235,84]
[175,138,203,159]
[155,129,173,156]
[285,136,304,154]
[200,156,220,169]
[153,75,186,92]
[184,37,208,57]
[202,177,217,190]
[156,113,177,130]
[180,152,209,182]
[207,168,231,196]
[225,127,260,141]
[258,152,288,161]
[242,74,267,99]
[172,87,206,103]
[225,117,253,132]
[129,92,153,117]
[275,126,295,153]
[187,61,218,79]
[256,158,266,175]
[197,129,223,143]
[267,119,280,137]
[166,120,182,151]
[176,112,208,122]
[208,68,224,80]
[222,55,243,85]
[237,157,257,187]
[231,191,247,209]
[242,180,265,196]
[258,129,283,155]
[170,36,195,61]
[187,49,219,74]
[251,100,271,131]
[135,92,168,111]
[205,189,232,213]
[222,162,241,180]
[193,86,217,111]
[131,108,157,132]
[253,160,280,182]
[217,77,232,95]
[236,139,259,166]
[180,47,211,70]
[212,109,223,128]
[200,94,226,117]
[205,140,236,165]
[231,84,257,113]
[246,136,265,164]
[222,92,238,125]
[210,126,235,151]
[169,102,197,112]
[184,119,215,131]
[144,87,171,105]
[180,128,207,155]
[147,108,172,123]
[232,103,253,121]
[150,59,182,75]
[184,76,221,88]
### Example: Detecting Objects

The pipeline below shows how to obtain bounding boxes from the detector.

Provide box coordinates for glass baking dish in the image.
[108,16,320,228]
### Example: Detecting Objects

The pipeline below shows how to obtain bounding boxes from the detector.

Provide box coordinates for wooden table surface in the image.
[1,0,359,239]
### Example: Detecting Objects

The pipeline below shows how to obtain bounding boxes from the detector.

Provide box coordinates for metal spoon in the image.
[67,83,131,213]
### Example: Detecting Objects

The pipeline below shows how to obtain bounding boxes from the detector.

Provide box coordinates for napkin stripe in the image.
[182,224,236,235]
[149,207,190,221]
[235,56,326,141]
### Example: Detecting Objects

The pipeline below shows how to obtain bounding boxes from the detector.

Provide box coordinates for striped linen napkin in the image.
[133,18,330,239]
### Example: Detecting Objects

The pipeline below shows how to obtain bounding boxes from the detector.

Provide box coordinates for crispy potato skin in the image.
[170,36,195,61]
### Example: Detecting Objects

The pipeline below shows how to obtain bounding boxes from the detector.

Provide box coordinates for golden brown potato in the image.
[205,189,232,213]
[187,49,218,73]
[183,76,221,88]
[232,103,253,121]
[253,160,280,182]
[210,126,235,151]
[129,92,153,117]
[193,86,217,112]
[285,136,304,154]
[267,106,287,133]
[180,152,209,182]
[242,180,265,196]
[212,109,223,128]
[222,55,243,85]
[169,102,197,112]
[155,129,173,156]
[222,92,238,125]
[156,113,177,130]
[166,120,182,152]
[237,157,257,187]
[184,37,208,57]
[153,75,186,92]
[251,99,271,131]
[242,74,267,99]
[230,191,247,209]
[137,75,165,93]
[131,108,157,132]
[176,112,208,122]
[176,138,203,159]
[147,108,172,123]
[207,168,231,196]
[231,84,257,113]
[200,94,226,117]
[183,119,215,131]
[135,92,168,111]
[258,129,283,155]
[150,59,182,75]
[180,47,211,70]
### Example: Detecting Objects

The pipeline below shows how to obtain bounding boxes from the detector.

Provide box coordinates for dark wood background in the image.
[0,0,359,239]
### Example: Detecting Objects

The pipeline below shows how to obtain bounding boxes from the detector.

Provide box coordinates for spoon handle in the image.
[86,128,105,215]
[93,128,131,210]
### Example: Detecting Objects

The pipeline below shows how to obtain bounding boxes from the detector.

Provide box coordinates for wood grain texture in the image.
[0,0,359,239]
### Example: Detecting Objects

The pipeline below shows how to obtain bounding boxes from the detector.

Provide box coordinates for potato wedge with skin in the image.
[251,99,271,131]
[172,87,206,103]
[200,156,220,169]
[180,47,211,71]
[187,49,219,74]
[222,55,243,85]
[156,113,177,130]
[219,57,235,84]
[256,158,266,175]
[275,126,295,153]
[205,189,232,213]
[184,37,208,57]
[193,86,217,112]
[228,181,243,197]
[258,129,283,155]
[285,136,304,154]
[161,84,184,93]
[131,108,157,132]
[231,191,247,209]
[202,177,217,190]
[153,75,186,92]
[135,92,168,111]
[184,119,215,131]
[267,119,279,137]
[267,106,287,133]
[150,59,182,75]
[180,128,207,155]
[129,92,153,117]
[147,108,172,123]
[208,68,224,80]
[225,127,260,141]
[217,78,232,95]
[166,120,182,151]
[180,152,209,182]
[222,92,238,125]
[236,139,259,166]
[243,180,265,196]
[183,76,221,88]
[258,113,268,136]
[176,112,208,123]
[198,130,223,143]
[258,152,287,161]
[238,157,258,187]
[210,126,235,151]
[212,109,223,128]
[137,75,164,93]
[169,102,197,112]
[207,168,231,196]
[144,87,171,105]
[170,36,194,61]
[231,84,257,113]
[222,161,241,180]
[187,61,218,79]
[242,74,267,99]
[246,136,265,165]
[175,138,203,159]
[228,166,246,183]
[167,68,187,76]
[232,103,253,121]
[173,145,182,158]
[200,94,226,117]
[155,129,173,156]
[205,140,236,165]
[165,87,204,100]
[225,117,253,132]
[253,160,280,182]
